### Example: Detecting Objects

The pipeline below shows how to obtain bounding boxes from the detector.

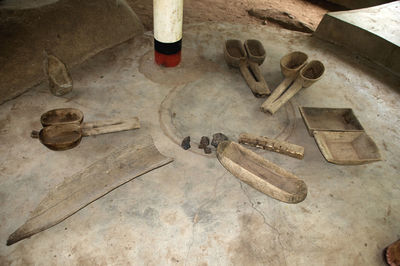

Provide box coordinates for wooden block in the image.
[238,132,304,159]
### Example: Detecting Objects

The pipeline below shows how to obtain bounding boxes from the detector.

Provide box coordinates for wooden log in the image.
[238,132,304,159]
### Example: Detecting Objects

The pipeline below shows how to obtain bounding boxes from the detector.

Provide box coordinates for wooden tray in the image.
[299,107,364,136]
[314,131,381,165]
[216,141,307,203]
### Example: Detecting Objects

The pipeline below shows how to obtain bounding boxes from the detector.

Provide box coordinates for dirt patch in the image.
[248,8,313,33]
[128,0,345,32]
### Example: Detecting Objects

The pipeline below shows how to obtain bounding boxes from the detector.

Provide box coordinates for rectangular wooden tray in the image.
[299,107,364,136]
[313,131,381,165]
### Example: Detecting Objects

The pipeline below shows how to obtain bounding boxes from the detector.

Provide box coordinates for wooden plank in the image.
[7,134,173,245]
[262,78,303,114]
[238,133,304,159]
[81,117,140,136]
[239,61,271,97]
[216,141,307,204]
[260,76,293,113]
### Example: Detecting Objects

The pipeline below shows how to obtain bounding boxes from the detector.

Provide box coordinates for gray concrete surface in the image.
[0,22,399,265]
[315,1,400,76]
[0,0,143,104]
[327,0,393,9]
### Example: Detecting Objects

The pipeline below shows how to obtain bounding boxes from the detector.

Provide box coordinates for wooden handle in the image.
[238,132,304,159]
[31,130,40,139]
[260,76,293,112]
[264,77,303,114]
[81,117,140,137]
[239,61,270,97]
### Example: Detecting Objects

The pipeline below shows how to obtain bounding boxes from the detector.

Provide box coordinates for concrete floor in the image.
[332,2,400,46]
[315,1,400,76]
[0,23,399,265]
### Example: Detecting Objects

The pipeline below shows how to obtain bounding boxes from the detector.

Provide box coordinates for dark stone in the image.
[204,146,212,154]
[198,136,210,149]
[181,136,191,150]
[211,133,228,148]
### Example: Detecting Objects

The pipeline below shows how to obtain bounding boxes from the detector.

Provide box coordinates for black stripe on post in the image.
[154,39,182,55]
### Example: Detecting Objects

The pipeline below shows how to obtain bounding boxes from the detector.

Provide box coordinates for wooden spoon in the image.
[264,60,325,114]
[32,117,140,151]
[261,51,308,112]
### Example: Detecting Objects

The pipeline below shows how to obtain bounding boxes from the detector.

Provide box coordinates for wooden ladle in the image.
[261,53,324,114]
[32,116,140,151]
[224,39,270,97]
[32,108,141,150]
[260,51,308,112]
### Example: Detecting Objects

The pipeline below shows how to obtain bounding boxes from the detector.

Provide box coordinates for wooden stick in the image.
[239,61,270,97]
[263,77,303,114]
[238,133,304,159]
[81,117,140,137]
[260,76,293,113]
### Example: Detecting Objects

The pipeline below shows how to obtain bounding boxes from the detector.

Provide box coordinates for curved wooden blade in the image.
[216,141,307,204]
[7,134,173,245]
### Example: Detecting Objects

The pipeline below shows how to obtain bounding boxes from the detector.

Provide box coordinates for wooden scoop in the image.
[216,140,307,203]
[32,117,140,151]
[46,55,73,96]
[262,59,324,114]
[224,39,247,68]
[244,39,266,65]
[224,39,270,97]
[261,51,308,112]
[40,108,83,127]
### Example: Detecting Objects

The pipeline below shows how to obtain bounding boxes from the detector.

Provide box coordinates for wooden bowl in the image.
[300,60,325,88]
[224,39,247,68]
[40,108,84,127]
[280,51,308,78]
[244,39,266,65]
[39,124,82,151]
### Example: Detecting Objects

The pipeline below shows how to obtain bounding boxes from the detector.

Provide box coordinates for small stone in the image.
[262,20,267,25]
[204,146,212,154]
[181,136,191,150]
[211,133,228,148]
[198,136,210,149]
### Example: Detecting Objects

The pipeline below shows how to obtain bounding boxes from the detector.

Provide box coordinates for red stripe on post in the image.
[154,50,181,67]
